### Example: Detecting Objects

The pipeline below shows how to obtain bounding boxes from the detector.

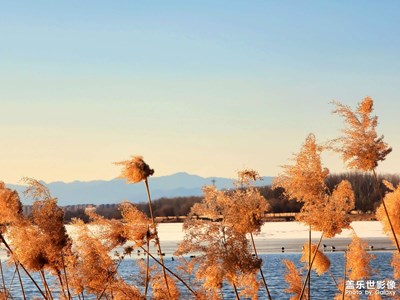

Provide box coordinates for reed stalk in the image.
[40,270,53,300]
[61,254,72,300]
[144,179,171,297]
[56,270,66,299]
[0,234,47,299]
[341,251,347,300]
[308,226,311,300]
[0,259,7,299]
[138,244,197,297]
[15,263,26,300]
[298,232,324,300]
[232,282,240,300]
[329,269,338,288]
[249,232,272,300]
[144,227,150,297]
[7,266,17,295]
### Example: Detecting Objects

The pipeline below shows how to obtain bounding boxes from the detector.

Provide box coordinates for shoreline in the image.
[0,221,394,259]
[155,220,394,256]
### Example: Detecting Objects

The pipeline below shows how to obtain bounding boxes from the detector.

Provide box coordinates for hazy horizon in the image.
[4,168,400,187]
[1,1,400,184]
[5,171,275,186]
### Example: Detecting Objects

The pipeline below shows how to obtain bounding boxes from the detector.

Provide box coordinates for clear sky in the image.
[1,1,399,184]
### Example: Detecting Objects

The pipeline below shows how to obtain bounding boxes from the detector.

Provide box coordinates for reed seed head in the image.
[332,97,392,171]
[346,234,375,280]
[301,243,331,275]
[115,155,154,183]
[273,133,328,204]
[283,259,307,300]
[0,182,23,226]
[376,182,400,245]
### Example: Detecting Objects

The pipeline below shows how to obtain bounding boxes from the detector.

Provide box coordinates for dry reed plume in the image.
[226,170,270,235]
[0,182,23,228]
[346,235,375,281]
[332,97,400,253]
[273,134,328,205]
[176,170,270,299]
[334,234,376,300]
[392,252,400,280]
[274,134,355,299]
[331,97,391,171]
[376,180,400,250]
[114,155,154,183]
[3,179,72,299]
[283,259,308,300]
[67,218,119,296]
[273,134,355,238]
[151,273,180,300]
[300,244,330,276]
[0,179,154,299]
[13,179,70,272]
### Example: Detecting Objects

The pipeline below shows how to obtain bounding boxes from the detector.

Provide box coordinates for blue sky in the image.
[1,1,399,183]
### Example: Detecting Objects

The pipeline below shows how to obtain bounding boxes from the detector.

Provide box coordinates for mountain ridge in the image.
[5,172,273,206]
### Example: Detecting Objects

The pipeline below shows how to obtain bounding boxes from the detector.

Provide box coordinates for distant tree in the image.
[258,186,302,213]
[326,172,400,212]
[64,209,90,223]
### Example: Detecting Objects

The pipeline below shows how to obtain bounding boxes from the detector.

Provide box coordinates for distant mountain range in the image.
[6,172,273,206]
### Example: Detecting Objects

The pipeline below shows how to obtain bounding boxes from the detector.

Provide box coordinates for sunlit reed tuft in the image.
[283,259,308,300]
[273,133,328,204]
[346,235,375,280]
[151,273,179,300]
[273,134,355,238]
[176,178,265,297]
[0,182,23,227]
[376,181,400,246]
[392,252,400,280]
[114,155,154,183]
[301,244,330,275]
[331,97,392,171]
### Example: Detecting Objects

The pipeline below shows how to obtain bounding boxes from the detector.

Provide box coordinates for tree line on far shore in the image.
[60,172,400,222]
